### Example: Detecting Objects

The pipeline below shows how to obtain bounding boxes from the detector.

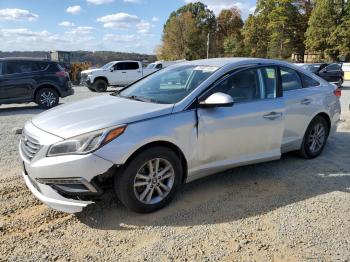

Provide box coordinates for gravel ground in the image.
[0,84,349,261]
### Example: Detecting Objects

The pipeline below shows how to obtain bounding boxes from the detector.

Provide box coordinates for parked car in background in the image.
[81,61,155,92]
[0,58,74,109]
[20,58,341,214]
[300,63,344,87]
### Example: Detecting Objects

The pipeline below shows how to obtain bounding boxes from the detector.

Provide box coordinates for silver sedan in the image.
[19,58,341,213]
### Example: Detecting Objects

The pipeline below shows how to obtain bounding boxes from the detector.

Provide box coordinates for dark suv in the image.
[0,58,74,109]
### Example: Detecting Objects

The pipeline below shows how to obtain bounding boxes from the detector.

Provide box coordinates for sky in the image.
[0,0,256,54]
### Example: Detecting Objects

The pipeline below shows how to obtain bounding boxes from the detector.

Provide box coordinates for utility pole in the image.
[207,33,210,59]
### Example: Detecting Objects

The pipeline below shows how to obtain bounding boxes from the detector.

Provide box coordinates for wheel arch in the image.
[34,83,61,99]
[93,76,109,86]
[315,112,331,132]
[122,140,188,184]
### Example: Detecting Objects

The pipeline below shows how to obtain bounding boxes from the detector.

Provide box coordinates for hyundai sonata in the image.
[19,58,341,213]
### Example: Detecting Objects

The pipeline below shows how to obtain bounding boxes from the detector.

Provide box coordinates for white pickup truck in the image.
[81,61,155,92]
[81,60,185,92]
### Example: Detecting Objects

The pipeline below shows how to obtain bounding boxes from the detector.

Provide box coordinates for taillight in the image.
[334,88,341,97]
[56,71,69,78]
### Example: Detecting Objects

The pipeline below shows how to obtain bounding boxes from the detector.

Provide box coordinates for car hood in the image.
[32,95,174,139]
[81,68,105,74]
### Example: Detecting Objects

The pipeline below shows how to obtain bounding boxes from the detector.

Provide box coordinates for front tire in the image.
[298,116,329,159]
[94,79,108,92]
[114,147,182,213]
[35,88,59,109]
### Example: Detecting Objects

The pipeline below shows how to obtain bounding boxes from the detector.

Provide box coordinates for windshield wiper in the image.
[117,95,155,103]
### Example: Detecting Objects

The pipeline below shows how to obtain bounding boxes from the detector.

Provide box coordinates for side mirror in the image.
[199,92,234,108]
[110,68,114,72]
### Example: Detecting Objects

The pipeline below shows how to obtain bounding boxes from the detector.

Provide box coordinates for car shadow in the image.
[77,131,350,230]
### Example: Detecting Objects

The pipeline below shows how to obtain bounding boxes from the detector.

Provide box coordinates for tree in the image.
[242,14,269,58]
[159,2,215,60]
[267,0,304,59]
[329,0,350,60]
[165,2,216,32]
[216,8,244,56]
[305,0,339,60]
[159,12,202,60]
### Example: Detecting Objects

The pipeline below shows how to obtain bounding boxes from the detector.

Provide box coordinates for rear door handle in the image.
[263,112,283,120]
[122,71,127,73]
[301,98,312,105]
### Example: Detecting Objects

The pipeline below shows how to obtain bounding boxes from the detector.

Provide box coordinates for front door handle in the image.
[301,98,312,105]
[263,112,283,120]
[122,71,127,73]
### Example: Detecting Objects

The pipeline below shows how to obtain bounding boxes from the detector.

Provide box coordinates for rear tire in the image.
[35,88,59,109]
[94,79,108,92]
[297,116,329,159]
[114,146,182,213]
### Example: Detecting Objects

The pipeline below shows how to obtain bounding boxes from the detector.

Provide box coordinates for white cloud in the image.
[184,0,255,18]
[97,12,151,34]
[124,0,141,3]
[87,0,114,5]
[97,13,140,25]
[59,21,75,27]
[136,21,151,34]
[0,8,39,21]
[66,5,82,15]
[103,34,139,42]
[151,16,159,22]
[249,5,256,14]
[0,27,96,51]
[69,26,94,35]
[0,27,155,53]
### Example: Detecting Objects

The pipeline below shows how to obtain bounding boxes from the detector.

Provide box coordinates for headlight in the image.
[47,125,126,157]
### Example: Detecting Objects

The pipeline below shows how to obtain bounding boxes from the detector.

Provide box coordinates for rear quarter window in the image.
[34,61,50,71]
[299,73,320,88]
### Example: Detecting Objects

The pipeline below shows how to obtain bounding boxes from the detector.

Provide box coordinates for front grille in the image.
[81,73,88,83]
[21,132,41,161]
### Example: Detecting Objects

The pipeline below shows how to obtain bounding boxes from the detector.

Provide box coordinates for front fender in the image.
[94,111,198,169]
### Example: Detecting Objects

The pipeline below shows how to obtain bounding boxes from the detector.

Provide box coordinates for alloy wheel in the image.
[133,158,175,205]
[308,123,326,153]
[40,91,57,108]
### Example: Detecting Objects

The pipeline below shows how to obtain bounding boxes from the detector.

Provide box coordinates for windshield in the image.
[146,63,156,69]
[101,62,115,70]
[119,65,218,104]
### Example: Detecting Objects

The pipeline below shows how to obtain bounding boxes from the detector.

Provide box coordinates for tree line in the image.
[0,51,156,66]
[157,0,350,62]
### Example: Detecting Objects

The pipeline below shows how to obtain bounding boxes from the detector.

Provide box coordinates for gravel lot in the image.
[0,84,349,261]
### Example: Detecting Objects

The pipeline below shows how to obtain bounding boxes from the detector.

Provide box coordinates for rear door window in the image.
[280,67,302,91]
[34,61,49,71]
[5,61,36,74]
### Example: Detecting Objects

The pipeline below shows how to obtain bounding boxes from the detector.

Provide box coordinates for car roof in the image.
[176,57,300,68]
